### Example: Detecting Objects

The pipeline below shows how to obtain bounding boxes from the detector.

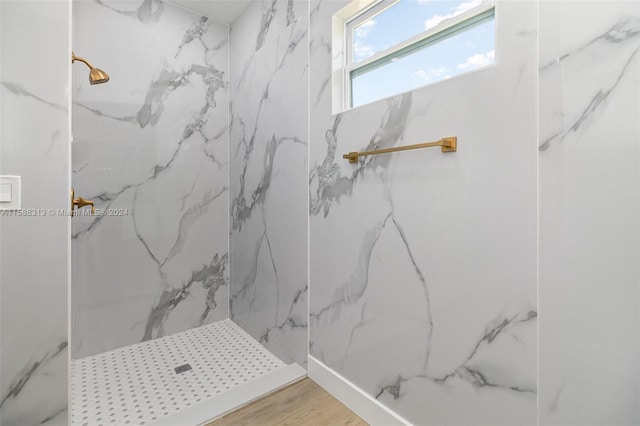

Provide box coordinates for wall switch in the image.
[0,184,11,202]
[0,176,20,210]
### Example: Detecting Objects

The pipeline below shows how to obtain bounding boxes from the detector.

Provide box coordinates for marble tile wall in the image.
[72,0,230,358]
[228,0,309,367]
[539,1,640,424]
[2,0,638,423]
[0,1,70,425]
[309,1,538,424]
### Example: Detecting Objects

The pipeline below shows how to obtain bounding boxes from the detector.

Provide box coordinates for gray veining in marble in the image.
[1,1,70,424]
[2,1,639,425]
[229,0,309,366]
[95,0,164,22]
[539,17,640,151]
[309,1,538,424]
[72,0,230,358]
[539,2,640,424]
[309,94,412,218]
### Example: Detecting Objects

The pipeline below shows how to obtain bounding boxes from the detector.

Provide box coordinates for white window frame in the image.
[345,0,398,65]
[334,0,496,112]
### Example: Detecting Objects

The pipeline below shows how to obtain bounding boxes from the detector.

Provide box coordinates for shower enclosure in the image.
[1,0,639,425]
[69,0,308,424]
[71,0,233,359]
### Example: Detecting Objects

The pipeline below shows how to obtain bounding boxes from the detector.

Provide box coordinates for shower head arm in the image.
[71,52,95,69]
[71,52,110,85]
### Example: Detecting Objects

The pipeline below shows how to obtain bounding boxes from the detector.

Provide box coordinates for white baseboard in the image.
[307,355,410,426]
[154,363,306,426]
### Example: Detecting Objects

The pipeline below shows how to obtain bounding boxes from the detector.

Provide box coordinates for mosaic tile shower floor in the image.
[71,319,285,425]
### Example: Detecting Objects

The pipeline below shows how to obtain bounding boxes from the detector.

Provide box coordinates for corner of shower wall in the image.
[71,0,230,359]
[228,0,310,368]
[0,1,71,425]
[538,1,640,424]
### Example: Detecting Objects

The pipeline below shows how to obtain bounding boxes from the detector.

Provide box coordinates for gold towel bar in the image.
[343,136,457,164]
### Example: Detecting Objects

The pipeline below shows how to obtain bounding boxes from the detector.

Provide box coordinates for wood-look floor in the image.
[207,378,367,426]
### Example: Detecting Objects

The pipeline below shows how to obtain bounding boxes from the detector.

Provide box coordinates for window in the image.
[333,0,496,111]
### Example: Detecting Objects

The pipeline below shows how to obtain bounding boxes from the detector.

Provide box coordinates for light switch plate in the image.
[0,176,21,210]
[0,184,11,202]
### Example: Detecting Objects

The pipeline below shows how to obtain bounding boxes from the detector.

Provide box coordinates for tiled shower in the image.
[72,0,231,359]
[1,1,639,426]
[70,1,308,424]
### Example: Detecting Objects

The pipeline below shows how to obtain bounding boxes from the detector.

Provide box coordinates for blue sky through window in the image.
[351,0,495,108]
[352,0,485,62]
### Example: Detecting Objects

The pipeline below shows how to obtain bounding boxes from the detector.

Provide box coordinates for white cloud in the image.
[353,19,384,62]
[353,42,376,62]
[456,50,495,70]
[414,70,429,80]
[431,66,448,76]
[354,19,377,39]
[413,66,449,81]
[424,0,483,30]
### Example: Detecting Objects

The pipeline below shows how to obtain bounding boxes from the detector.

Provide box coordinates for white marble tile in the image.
[0,1,70,425]
[229,0,309,367]
[2,1,638,424]
[71,0,230,358]
[539,1,640,425]
[309,1,538,424]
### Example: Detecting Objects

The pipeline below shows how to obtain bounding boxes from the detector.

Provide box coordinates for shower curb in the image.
[153,363,306,426]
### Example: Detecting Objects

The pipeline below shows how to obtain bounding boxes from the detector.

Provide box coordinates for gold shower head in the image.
[72,52,110,85]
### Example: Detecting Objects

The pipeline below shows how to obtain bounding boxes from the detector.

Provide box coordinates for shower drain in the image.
[174,363,192,374]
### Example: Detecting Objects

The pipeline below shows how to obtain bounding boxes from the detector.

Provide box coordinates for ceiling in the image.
[164,0,252,25]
